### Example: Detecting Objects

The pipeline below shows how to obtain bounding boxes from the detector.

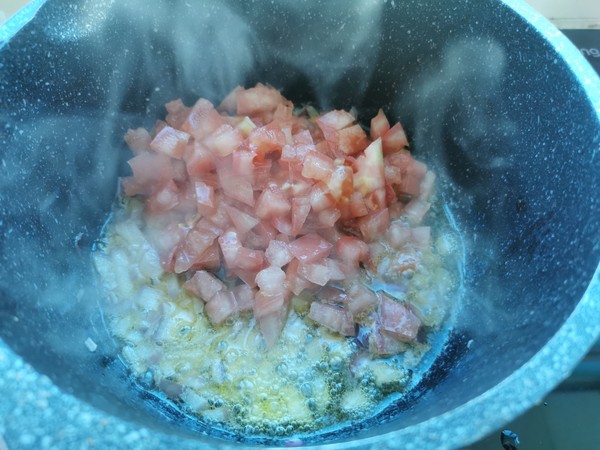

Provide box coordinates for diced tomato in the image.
[381,122,409,155]
[337,124,369,155]
[272,103,294,126]
[205,289,238,325]
[400,159,427,197]
[146,180,180,214]
[165,98,190,129]
[370,109,391,141]
[181,98,228,140]
[309,183,335,212]
[308,302,356,337]
[203,124,244,157]
[119,85,437,352]
[293,130,314,145]
[301,151,335,182]
[280,143,315,163]
[387,223,431,249]
[285,259,314,296]
[325,258,346,281]
[354,138,385,196]
[192,241,221,271]
[255,266,287,297]
[236,116,257,137]
[348,191,369,218]
[298,261,330,286]
[232,284,255,312]
[379,293,421,342]
[316,110,356,131]
[236,83,287,118]
[384,164,403,186]
[288,233,333,263]
[317,227,344,245]
[230,268,260,288]
[363,188,387,212]
[185,142,215,176]
[335,236,370,268]
[218,86,243,114]
[358,208,390,242]
[194,181,214,209]
[231,149,256,177]
[257,314,289,357]
[252,221,278,249]
[235,247,265,271]
[252,158,273,191]
[249,123,287,157]
[183,270,225,302]
[265,240,293,267]
[253,290,286,318]
[173,220,222,273]
[291,196,311,235]
[204,198,231,229]
[145,221,188,272]
[368,321,407,356]
[255,184,291,219]
[218,167,255,206]
[151,119,168,138]
[218,228,242,268]
[224,205,259,236]
[327,165,354,201]
[402,199,431,225]
[346,284,378,316]
[124,128,152,153]
[317,208,341,228]
[271,216,293,236]
[121,176,143,197]
[127,152,175,191]
[257,309,287,349]
[315,140,333,158]
[420,170,436,201]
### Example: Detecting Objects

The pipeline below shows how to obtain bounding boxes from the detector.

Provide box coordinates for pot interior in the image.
[0,0,599,447]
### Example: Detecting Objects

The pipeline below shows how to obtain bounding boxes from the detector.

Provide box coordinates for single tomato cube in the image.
[370,109,391,141]
[308,302,356,337]
[379,294,421,342]
[288,233,333,263]
[302,151,336,182]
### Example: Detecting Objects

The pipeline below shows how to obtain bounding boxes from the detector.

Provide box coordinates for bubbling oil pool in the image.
[92,180,464,439]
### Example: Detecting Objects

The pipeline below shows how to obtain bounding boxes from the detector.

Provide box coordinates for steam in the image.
[0,0,521,436]
[41,0,384,108]
[0,0,386,414]
[404,38,519,335]
[409,38,515,172]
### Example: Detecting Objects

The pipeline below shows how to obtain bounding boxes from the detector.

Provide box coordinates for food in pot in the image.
[93,84,462,437]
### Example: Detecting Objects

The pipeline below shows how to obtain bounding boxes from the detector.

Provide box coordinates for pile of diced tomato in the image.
[122,84,434,352]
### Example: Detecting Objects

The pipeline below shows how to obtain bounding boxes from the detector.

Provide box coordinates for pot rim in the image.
[1,1,599,449]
